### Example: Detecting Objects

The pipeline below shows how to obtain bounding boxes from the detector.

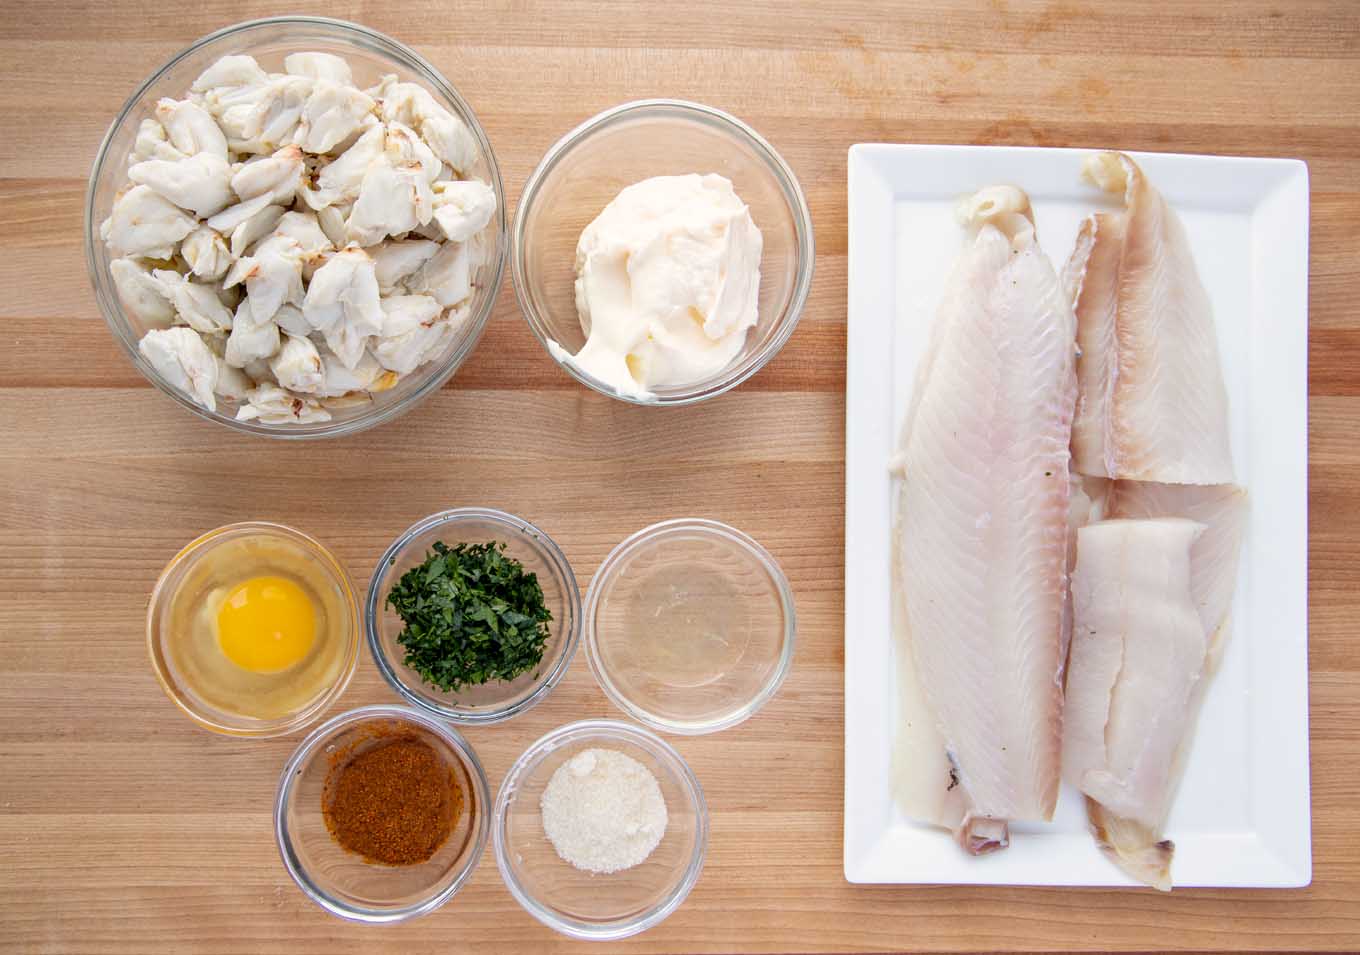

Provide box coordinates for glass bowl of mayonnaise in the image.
[511,99,814,405]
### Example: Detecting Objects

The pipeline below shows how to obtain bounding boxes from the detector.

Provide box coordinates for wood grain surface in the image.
[2,1,1357,952]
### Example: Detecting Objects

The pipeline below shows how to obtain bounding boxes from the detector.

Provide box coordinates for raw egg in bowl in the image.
[148,523,360,737]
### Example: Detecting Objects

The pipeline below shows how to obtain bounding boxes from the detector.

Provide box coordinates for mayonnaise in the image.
[548,173,763,398]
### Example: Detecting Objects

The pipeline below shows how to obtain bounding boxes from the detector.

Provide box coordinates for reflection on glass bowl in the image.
[584,518,796,734]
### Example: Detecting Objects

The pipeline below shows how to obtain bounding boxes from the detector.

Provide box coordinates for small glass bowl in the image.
[275,704,491,923]
[512,99,814,405]
[584,519,796,735]
[85,16,507,438]
[147,522,360,738]
[366,508,582,724]
[493,719,707,940]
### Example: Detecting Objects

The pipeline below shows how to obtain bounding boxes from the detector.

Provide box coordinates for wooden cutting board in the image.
[2,1,1357,951]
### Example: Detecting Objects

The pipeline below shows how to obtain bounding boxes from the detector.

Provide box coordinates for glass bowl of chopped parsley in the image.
[365,508,582,724]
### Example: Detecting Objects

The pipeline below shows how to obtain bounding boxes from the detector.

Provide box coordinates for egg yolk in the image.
[216,576,316,674]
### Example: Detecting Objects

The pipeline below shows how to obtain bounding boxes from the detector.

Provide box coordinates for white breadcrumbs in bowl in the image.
[540,747,667,874]
[493,720,706,940]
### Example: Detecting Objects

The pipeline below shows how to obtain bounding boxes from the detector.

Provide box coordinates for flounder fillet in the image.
[1106,481,1247,662]
[1063,518,1211,891]
[893,185,1076,852]
[1065,152,1234,485]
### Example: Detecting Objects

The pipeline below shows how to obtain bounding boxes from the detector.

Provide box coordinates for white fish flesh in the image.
[893,185,1076,851]
[1063,518,1210,891]
[1064,151,1234,485]
[1105,481,1247,660]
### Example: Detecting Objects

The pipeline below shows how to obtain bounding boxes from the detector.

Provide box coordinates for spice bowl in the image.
[512,99,815,405]
[584,519,796,735]
[366,508,582,724]
[493,719,708,940]
[275,704,491,923]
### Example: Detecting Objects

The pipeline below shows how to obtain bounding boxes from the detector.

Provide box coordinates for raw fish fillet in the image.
[1064,151,1234,485]
[890,544,967,836]
[893,185,1076,852]
[1063,518,1209,890]
[1088,801,1174,892]
[1106,481,1248,661]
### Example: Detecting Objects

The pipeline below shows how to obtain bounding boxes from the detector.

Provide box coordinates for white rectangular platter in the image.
[844,144,1311,887]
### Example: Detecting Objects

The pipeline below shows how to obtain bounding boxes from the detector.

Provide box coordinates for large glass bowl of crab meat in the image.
[85,16,506,437]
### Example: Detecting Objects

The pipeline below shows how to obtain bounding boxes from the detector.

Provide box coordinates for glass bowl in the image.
[366,508,582,724]
[511,99,814,405]
[493,719,707,940]
[146,522,360,738]
[584,519,796,735]
[85,16,507,438]
[275,704,491,923]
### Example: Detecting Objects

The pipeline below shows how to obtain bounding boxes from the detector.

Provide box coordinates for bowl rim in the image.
[583,517,797,735]
[145,520,361,738]
[491,718,709,940]
[273,703,492,923]
[510,97,816,407]
[365,507,583,725]
[84,15,508,440]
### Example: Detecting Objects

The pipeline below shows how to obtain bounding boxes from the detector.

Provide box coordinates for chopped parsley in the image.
[386,541,552,694]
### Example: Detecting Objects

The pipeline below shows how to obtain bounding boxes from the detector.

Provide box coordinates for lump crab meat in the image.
[101,184,197,258]
[224,298,282,368]
[236,382,331,424]
[223,234,306,325]
[104,50,498,426]
[230,144,306,206]
[431,179,496,242]
[110,258,175,325]
[269,332,325,394]
[372,76,478,173]
[139,327,218,410]
[154,97,228,160]
[303,245,385,368]
[371,238,440,291]
[180,226,233,281]
[127,151,234,218]
[151,268,235,334]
